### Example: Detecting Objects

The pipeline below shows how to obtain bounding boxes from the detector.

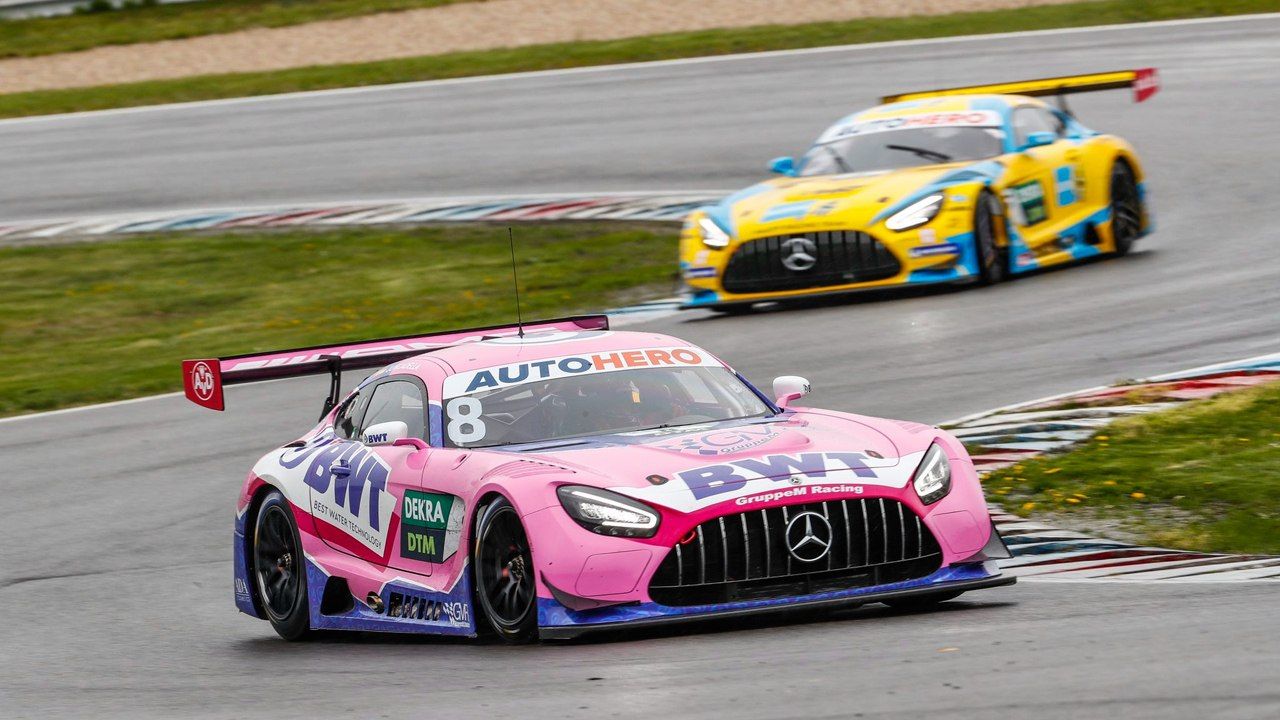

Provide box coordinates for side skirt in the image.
[303,558,478,637]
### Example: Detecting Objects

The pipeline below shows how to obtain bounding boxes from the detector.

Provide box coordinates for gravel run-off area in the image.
[0,0,1085,93]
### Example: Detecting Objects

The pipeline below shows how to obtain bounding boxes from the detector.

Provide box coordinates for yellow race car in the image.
[679,70,1159,312]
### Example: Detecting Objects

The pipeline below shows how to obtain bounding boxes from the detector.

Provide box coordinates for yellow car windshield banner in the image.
[882,68,1159,104]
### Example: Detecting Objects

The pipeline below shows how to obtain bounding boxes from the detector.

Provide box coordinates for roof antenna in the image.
[508,226,524,338]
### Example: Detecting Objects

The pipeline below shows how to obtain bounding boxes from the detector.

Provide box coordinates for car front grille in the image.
[721,230,900,294]
[648,498,941,607]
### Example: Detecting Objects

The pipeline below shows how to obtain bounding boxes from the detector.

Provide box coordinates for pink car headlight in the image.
[557,486,660,538]
[912,443,953,505]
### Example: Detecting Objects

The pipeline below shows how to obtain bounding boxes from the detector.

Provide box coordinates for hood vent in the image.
[488,459,575,478]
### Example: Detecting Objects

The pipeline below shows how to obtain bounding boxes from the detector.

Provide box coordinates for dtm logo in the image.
[191,362,216,401]
[281,434,393,553]
[677,452,879,500]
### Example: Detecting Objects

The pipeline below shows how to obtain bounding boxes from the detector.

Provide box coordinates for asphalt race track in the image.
[3,15,1280,720]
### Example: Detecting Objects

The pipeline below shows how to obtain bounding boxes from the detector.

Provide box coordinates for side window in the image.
[360,380,427,441]
[333,391,370,440]
[1012,107,1061,148]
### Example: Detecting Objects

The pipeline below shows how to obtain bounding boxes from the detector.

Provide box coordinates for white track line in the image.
[940,343,1280,427]
[1,13,1276,128]
[0,190,735,228]
[0,391,184,424]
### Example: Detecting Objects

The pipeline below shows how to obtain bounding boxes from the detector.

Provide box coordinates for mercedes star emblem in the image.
[780,236,818,272]
[785,511,832,563]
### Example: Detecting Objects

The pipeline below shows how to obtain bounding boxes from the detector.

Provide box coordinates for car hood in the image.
[508,410,936,514]
[709,161,999,238]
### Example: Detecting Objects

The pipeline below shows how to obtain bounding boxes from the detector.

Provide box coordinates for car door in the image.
[1002,105,1079,260]
[356,377,467,577]
[307,377,431,572]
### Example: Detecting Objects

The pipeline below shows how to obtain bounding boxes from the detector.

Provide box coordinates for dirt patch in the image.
[0,0,1083,93]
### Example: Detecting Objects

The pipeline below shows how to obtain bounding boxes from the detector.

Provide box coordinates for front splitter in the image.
[539,573,1015,640]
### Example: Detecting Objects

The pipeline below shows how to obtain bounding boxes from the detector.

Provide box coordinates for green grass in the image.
[0,223,677,416]
[3,0,1277,119]
[0,0,476,59]
[981,382,1280,555]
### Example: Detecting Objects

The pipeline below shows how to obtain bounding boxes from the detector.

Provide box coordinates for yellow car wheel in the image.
[974,190,1006,285]
[1110,162,1142,256]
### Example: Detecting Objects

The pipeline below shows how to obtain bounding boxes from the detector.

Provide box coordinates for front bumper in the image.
[679,228,980,309]
[538,562,1013,639]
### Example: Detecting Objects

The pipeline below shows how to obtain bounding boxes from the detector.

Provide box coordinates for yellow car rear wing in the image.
[881,68,1160,105]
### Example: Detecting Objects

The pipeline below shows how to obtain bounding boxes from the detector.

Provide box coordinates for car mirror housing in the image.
[362,420,408,446]
[1021,131,1057,151]
[769,156,797,176]
[773,375,811,408]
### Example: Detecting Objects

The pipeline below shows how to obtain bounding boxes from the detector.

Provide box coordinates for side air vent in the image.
[320,576,355,615]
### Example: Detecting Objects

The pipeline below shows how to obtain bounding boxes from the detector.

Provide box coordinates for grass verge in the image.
[982,381,1280,555]
[0,223,676,417]
[3,0,1278,119]
[0,0,474,59]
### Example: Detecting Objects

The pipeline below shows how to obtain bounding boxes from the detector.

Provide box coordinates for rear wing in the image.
[881,68,1160,105]
[181,315,609,415]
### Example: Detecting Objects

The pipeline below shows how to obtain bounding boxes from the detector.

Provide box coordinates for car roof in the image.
[420,329,715,374]
[860,94,1045,118]
[812,94,1048,145]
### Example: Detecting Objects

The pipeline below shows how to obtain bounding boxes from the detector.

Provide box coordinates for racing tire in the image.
[883,590,963,612]
[252,490,313,641]
[974,190,1007,285]
[710,304,754,316]
[473,497,538,644]
[1109,161,1142,256]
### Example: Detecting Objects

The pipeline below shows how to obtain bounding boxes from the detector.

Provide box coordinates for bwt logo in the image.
[191,362,216,401]
[677,452,879,500]
[282,436,390,531]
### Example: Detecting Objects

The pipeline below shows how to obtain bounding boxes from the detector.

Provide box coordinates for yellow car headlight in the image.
[886,194,944,231]
[697,217,731,248]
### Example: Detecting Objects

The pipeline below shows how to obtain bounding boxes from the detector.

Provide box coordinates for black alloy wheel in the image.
[974,190,1007,285]
[473,498,538,643]
[1109,161,1142,256]
[253,490,312,640]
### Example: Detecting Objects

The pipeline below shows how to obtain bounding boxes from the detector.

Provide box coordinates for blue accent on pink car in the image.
[303,558,477,636]
[536,562,998,630]
[233,528,258,618]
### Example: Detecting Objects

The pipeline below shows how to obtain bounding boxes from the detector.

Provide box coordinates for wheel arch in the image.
[1106,150,1150,240]
[1109,143,1146,183]
[467,488,541,641]
[240,479,285,620]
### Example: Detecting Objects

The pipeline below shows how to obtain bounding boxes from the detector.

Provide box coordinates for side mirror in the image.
[773,376,811,409]
[363,420,408,446]
[1020,131,1056,151]
[769,156,797,177]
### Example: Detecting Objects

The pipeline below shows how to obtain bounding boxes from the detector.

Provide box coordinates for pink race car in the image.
[183,315,1012,642]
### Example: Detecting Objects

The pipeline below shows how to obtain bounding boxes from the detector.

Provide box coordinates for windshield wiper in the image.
[885,144,953,163]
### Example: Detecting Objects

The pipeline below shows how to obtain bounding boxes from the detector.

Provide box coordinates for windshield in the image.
[441,350,772,448]
[800,126,1006,176]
